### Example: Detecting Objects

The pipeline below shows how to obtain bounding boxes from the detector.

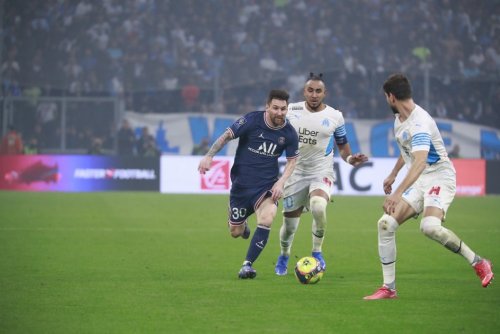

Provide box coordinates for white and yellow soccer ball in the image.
[294,256,324,284]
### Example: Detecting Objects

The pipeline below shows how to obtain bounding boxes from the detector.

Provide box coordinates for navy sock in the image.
[245,225,270,263]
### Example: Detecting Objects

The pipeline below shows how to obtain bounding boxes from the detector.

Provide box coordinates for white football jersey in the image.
[394,104,453,173]
[287,101,348,176]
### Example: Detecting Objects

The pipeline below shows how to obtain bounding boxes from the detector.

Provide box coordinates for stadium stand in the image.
[1,0,499,152]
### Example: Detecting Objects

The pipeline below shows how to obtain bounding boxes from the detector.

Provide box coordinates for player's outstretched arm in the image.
[338,143,368,166]
[198,130,233,174]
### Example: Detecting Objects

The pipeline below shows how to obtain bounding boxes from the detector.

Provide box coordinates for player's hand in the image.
[198,156,213,174]
[383,175,396,194]
[383,194,399,214]
[350,153,368,166]
[271,181,285,201]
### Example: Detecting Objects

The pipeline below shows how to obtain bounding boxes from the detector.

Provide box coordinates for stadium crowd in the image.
[1,0,499,153]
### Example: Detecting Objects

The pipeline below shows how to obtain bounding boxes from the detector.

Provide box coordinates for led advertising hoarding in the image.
[160,156,485,196]
[0,155,159,192]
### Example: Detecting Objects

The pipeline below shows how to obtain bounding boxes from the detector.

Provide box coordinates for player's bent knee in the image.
[420,216,461,252]
[310,196,327,218]
[377,214,399,235]
[420,216,442,239]
[257,211,276,227]
[257,209,274,227]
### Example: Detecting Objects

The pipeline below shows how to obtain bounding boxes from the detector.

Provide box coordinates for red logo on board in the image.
[201,160,230,190]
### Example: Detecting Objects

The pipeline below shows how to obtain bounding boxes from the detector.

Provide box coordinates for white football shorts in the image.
[282,173,334,212]
[402,163,456,216]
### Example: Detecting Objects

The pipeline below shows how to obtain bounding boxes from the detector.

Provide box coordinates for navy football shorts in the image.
[228,183,276,226]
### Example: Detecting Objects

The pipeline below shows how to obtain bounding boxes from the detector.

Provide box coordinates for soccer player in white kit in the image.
[274,73,367,275]
[364,73,494,300]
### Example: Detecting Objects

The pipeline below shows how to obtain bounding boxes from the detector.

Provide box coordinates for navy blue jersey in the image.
[228,111,299,188]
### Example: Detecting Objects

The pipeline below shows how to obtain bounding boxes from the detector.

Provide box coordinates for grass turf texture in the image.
[1,192,499,333]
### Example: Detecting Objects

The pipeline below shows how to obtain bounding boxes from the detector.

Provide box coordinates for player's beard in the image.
[390,106,399,114]
[270,114,285,127]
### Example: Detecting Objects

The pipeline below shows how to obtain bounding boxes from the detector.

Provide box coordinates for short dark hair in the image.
[267,89,289,104]
[306,72,324,83]
[383,73,412,100]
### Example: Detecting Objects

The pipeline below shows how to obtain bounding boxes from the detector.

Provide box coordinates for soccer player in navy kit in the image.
[198,89,299,279]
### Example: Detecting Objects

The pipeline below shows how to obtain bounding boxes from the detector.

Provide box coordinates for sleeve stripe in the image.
[412,133,430,146]
[412,140,430,145]
[334,125,348,145]
[334,124,347,137]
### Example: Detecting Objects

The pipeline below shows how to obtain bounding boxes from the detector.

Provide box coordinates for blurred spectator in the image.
[1,47,21,95]
[448,144,461,159]
[136,126,157,157]
[23,137,39,155]
[36,100,58,147]
[87,137,104,155]
[237,96,257,115]
[181,81,200,111]
[435,101,448,119]
[259,52,280,72]
[0,0,498,132]
[117,119,136,156]
[469,46,485,69]
[0,125,24,155]
[192,137,210,155]
[62,126,75,149]
[142,137,160,157]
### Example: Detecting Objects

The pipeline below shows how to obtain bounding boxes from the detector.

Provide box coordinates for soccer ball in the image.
[294,256,324,284]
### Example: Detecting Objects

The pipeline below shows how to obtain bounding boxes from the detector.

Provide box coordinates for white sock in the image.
[382,263,396,289]
[420,216,476,264]
[458,241,476,264]
[310,196,328,252]
[312,219,323,252]
[280,217,300,257]
[378,214,399,288]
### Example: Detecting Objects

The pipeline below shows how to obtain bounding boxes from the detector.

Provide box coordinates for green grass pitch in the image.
[1,192,499,333]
